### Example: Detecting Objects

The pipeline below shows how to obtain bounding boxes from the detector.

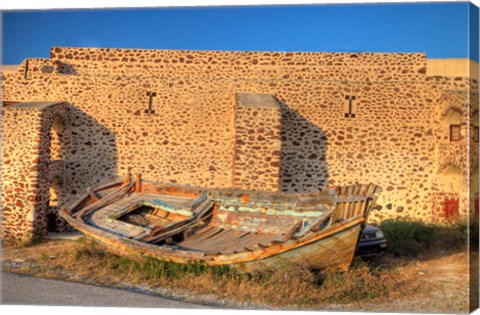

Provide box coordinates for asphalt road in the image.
[1,272,209,308]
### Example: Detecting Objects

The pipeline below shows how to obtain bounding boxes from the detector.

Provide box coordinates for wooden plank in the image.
[193,200,214,219]
[271,221,302,243]
[339,205,346,222]
[179,226,221,246]
[211,231,252,253]
[75,182,134,219]
[199,229,238,251]
[180,227,225,248]
[201,229,247,252]
[352,200,360,217]
[181,226,215,242]
[244,233,278,251]
[227,232,262,253]
[86,187,101,201]
[185,228,230,250]
[228,232,276,253]
[145,216,196,239]
[343,186,354,220]
[292,209,334,239]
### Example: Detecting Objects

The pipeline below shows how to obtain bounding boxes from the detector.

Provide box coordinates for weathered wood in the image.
[86,187,101,201]
[180,227,224,247]
[74,182,134,219]
[143,218,201,243]
[59,178,382,271]
[193,200,214,218]
[183,228,227,249]
[135,174,142,193]
[292,208,334,239]
[210,231,252,253]
[181,226,215,242]
[271,221,302,243]
[201,229,246,252]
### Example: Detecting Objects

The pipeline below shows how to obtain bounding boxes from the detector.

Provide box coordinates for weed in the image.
[40,252,49,261]
[73,241,107,260]
[29,233,46,246]
[105,255,266,282]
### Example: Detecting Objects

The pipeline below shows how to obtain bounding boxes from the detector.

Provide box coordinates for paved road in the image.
[1,272,209,308]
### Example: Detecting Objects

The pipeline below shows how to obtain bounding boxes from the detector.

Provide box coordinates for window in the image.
[450,125,461,142]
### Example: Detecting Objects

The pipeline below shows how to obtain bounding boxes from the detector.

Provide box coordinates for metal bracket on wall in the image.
[145,91,157,114]
[344,95,356,118]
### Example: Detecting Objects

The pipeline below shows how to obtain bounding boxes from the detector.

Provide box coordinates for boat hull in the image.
[61,207,363,272]
[237,223,362,272]
[59,178,381,273]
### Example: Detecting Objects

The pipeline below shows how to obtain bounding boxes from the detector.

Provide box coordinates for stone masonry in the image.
[1,47,478,242]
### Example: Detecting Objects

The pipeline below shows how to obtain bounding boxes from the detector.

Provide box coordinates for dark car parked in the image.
[356,224,388,256]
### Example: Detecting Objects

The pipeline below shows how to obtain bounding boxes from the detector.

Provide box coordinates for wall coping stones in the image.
[49,46,427,69]
[236,93,280,109]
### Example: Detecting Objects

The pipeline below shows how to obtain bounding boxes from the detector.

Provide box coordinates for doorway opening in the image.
[47,177,62,233]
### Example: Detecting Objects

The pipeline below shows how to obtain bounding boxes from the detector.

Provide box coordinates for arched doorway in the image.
[437,165,463,221]
[50,115,64,160]
[439,165,462,193]
[45,114,67,234]
[47,177,62,232]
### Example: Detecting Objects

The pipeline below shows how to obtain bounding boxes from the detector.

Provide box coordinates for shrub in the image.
[380,219,424,256]
[380,217,469,256]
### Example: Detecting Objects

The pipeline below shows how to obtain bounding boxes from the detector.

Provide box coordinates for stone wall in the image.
[233,93,282,191]
[1,102,67,241]
[1,47,478,241]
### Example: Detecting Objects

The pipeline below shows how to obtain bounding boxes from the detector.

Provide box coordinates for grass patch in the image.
[2,232,47,248]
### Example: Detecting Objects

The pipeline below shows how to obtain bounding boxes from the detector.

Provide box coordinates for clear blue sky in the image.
[2,2,479,65]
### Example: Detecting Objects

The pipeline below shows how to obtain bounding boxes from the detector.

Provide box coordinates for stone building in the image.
[1,47,478,242]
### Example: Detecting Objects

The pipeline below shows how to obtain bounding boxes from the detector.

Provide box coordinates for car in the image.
[355,224,388,257]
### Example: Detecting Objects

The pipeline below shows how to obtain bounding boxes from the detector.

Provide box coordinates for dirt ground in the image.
[0,238,475,313]
[338,252,473,313]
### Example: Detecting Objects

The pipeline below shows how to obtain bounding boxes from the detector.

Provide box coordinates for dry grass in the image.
[2,218,474,312]
[1,237,431,309]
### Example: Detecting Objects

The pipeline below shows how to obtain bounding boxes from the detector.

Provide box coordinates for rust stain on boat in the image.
[241,194,250,203]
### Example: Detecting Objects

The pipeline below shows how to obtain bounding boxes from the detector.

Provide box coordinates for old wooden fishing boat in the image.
[59,174,381,272]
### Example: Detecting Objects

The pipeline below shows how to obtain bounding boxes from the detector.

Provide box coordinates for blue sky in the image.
[2,2,479,64]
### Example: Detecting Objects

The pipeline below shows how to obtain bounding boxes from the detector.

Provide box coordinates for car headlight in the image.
[375,231,384,239]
